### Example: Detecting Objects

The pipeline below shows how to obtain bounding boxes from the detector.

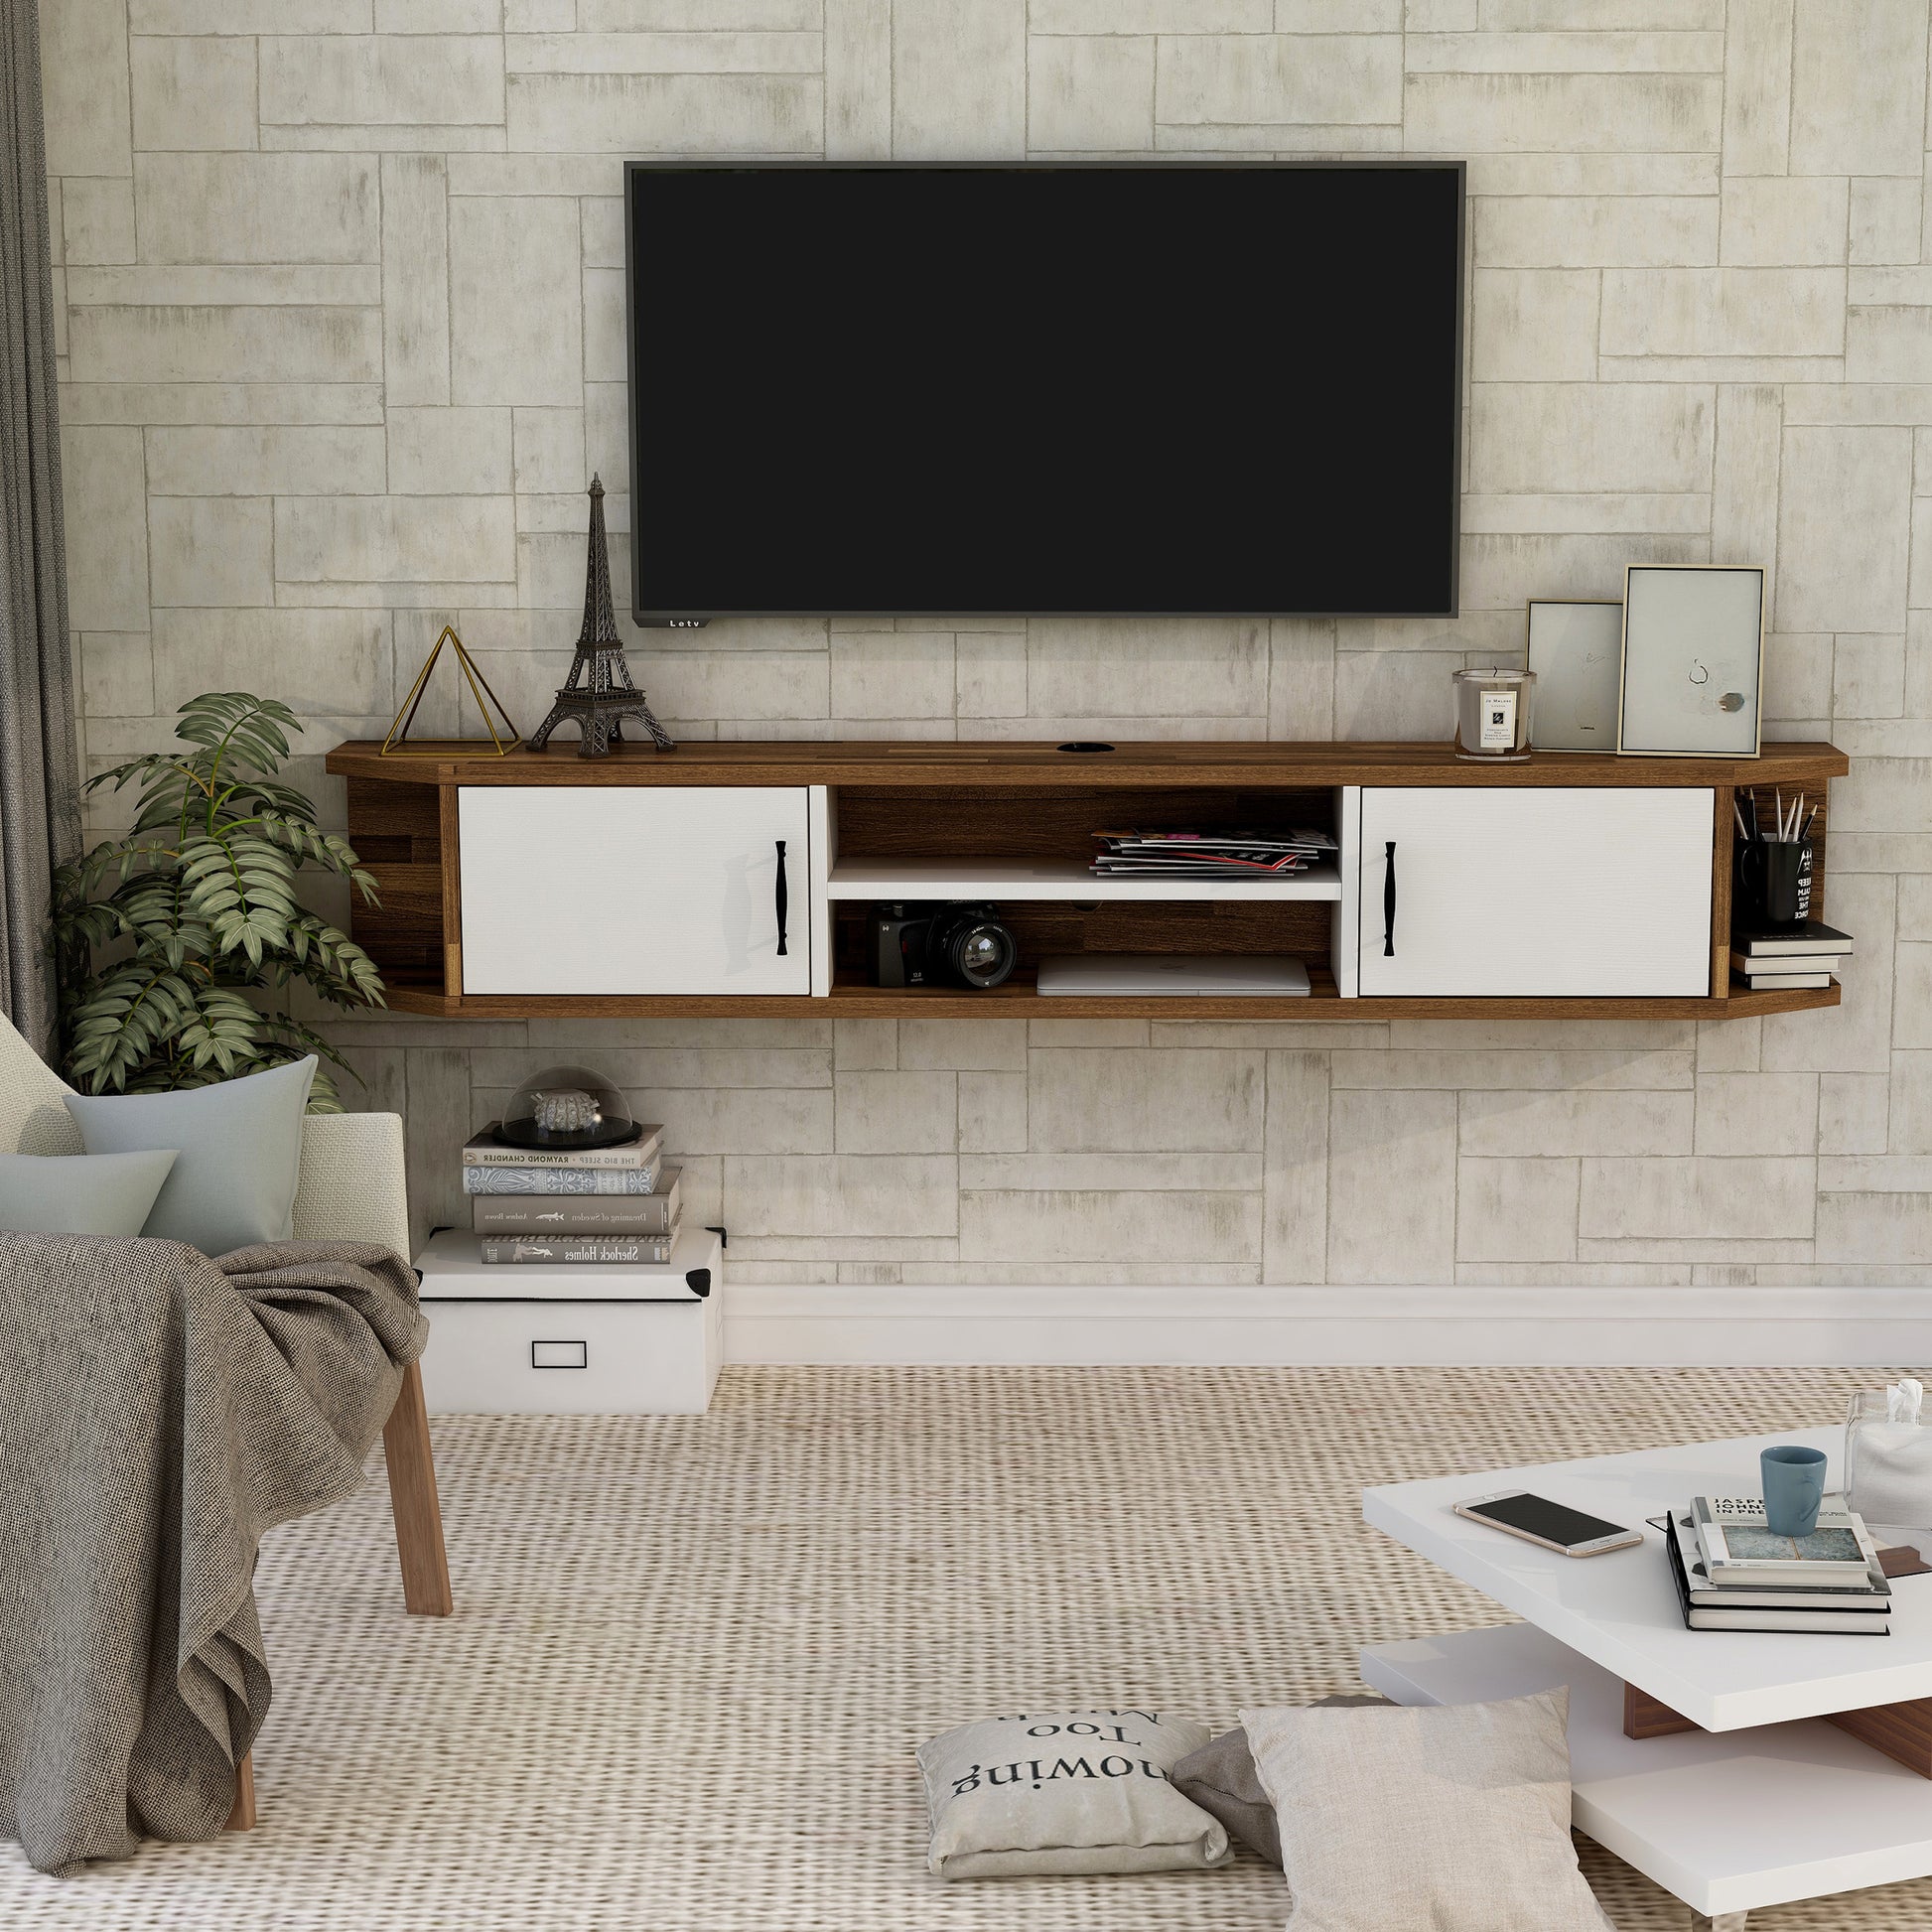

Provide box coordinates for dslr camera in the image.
[868,901,1018,991]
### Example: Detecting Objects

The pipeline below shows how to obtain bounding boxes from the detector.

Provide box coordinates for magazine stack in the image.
[1660,1494,1893,1634]
[465,1128,681,1265]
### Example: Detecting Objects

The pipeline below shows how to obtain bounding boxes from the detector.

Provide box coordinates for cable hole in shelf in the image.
[1057,742,1115,754]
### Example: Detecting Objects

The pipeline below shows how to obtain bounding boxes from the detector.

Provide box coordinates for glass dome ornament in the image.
[495,1063,640,1151]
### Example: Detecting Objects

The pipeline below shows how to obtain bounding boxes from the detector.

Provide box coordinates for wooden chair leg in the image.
[223,1368,447,1838]
[224,1752,256,1832]
[383,1360,453,1616]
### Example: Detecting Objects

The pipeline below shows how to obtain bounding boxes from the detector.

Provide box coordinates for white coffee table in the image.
[1362,1427,1932,1929]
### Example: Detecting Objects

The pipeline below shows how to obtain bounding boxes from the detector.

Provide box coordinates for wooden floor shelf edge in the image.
[371,984,1844,1022]
[327,738,1851,1023]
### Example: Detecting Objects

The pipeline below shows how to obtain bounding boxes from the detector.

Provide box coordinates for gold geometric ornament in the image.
[381,625,521,757]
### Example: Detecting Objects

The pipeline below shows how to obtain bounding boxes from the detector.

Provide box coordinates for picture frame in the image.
[1526,600,1623,753]
[1616,564,1765,759]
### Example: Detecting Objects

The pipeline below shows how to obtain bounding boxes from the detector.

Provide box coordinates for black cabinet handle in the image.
[774,839,789,955]
[1382,841,1397,957]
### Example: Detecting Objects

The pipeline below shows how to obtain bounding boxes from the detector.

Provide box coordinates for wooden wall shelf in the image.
[325,738,1850,1024]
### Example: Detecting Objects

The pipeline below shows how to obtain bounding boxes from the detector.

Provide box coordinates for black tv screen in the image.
[625,162,1464,622]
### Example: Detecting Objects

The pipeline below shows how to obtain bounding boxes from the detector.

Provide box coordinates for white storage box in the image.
[414,1225,723,1415]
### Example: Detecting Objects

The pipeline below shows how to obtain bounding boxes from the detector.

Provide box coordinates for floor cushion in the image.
[1173,1695,1389,1865]
[918,1709,1231,1880]
[1240,1689,1612,1930]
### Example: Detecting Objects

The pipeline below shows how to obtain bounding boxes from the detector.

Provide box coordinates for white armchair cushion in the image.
[0,1015,81,1156]
[293,1113,412,1261]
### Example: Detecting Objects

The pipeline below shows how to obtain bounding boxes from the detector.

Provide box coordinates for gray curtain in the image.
[0,0,77,1056]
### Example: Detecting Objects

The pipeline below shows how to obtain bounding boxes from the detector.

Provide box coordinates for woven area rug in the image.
[5,1364,1931,1928]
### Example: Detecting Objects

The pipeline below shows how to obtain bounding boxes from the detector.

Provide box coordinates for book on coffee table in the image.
[1692,1494,1883,1587]
[1663,1511,1890,1609]
[1663,1519,1890,1634]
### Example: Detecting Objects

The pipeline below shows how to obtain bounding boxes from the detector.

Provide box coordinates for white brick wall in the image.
[42,0,1932,1283]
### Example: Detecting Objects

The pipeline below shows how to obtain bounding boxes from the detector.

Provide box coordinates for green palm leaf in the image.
[66,964,201,1092]
[176,987,271,1077]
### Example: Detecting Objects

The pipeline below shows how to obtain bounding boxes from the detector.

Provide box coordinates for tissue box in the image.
[1847,1383,1932,1530]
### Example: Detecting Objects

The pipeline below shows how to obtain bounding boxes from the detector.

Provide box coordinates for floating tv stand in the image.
[324,739,1849,1022]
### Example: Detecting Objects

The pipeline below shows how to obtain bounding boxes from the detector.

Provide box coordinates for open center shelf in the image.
[823,857,1342,901]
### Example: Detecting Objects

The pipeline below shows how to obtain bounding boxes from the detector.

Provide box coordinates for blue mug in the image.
[1761,1445,1829,1539]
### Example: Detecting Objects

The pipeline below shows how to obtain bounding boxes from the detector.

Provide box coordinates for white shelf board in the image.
[824,858,1341,901]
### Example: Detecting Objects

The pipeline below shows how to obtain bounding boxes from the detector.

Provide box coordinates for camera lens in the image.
[946,919,1017,990]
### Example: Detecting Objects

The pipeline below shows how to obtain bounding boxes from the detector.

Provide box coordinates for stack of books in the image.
[1661,1494,1891,1634]
[1731,919,1854,991]
[463,1124,682,1265]
[1089,827,1336,878]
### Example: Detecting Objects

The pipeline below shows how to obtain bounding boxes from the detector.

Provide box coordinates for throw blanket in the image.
[0,1236,427,1872]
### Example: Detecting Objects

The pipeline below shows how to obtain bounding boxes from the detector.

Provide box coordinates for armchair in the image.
[0,1016,450,1829]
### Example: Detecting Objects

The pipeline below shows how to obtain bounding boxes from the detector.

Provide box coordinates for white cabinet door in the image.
[1356,787,1713,997]
[459,786,812,995]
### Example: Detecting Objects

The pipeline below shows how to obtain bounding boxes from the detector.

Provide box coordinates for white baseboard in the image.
[725,1284,1932,1367]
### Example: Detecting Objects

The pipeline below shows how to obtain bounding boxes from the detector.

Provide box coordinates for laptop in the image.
[1036,954,1311,997]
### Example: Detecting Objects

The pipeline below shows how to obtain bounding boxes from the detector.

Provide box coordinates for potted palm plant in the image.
[51,691,385,1110]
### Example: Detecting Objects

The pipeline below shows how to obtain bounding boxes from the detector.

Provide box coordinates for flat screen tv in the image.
[624,161,1464,623]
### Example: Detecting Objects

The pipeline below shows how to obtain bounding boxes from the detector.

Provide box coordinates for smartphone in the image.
[1453,1490,1642,1558]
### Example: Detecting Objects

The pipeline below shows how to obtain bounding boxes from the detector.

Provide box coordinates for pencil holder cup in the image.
[1757,839,1813,926]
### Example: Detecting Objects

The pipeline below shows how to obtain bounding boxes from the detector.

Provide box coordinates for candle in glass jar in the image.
[1452,666,1535,760]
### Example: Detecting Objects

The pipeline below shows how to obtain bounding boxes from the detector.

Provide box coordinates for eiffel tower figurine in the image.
[526,476,675,758]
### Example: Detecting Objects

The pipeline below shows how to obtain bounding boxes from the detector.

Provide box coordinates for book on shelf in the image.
[1092,828,1336,852]
[464,1163,662,1196]
[480,1231,678,1266]
[1736,965,1838,989]
[1731,950,1847,975]
[463,1125,663,1170]
[1088,828,1335,877]
[1664,1510,1889,1609]
[1663,1517,1889,1634]
[1732,920,1855,958]
[1691,1494,1882,1587]
[1089,856,1318,876]
[472,1168,681,1235]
